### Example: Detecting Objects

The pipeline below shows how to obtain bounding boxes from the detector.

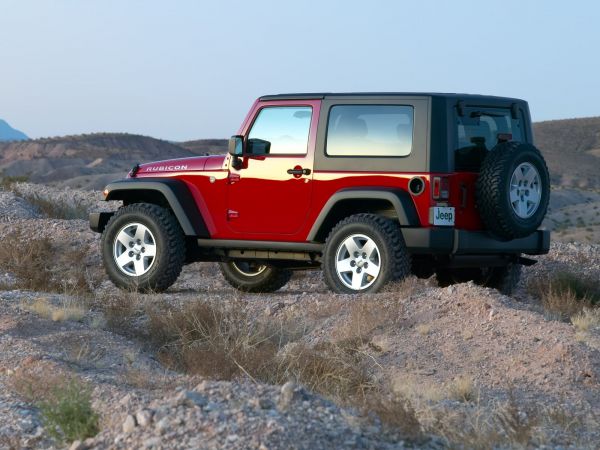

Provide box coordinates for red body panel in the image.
[132,98,485,242]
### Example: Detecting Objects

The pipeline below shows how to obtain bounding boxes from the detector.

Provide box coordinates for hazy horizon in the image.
[1,0,599,141]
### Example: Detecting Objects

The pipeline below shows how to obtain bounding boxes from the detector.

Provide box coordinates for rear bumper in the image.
[402,228,550,256]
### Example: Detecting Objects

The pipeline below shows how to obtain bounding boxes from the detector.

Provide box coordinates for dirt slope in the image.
[0,184,599,449]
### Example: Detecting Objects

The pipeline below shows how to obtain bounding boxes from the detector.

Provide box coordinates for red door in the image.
[226,100,320,238]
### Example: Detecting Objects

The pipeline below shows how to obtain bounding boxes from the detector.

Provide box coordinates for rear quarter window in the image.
[326,105,414,157]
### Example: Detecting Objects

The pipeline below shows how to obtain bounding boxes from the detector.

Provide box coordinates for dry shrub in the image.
[6,358,77,403]
[0,175,29,190]
[15,190,89,220]
[272,342,375,400]
[447,375,477,403]
[25,297,53,319]
[332,297,399,344]
[528,271,599,320]
[51,301,86,322]
[122,367,153,389]
[0,435,23,450]
[21,297,86,322]
[98,291,141,334]
[0,229,92,294]
[571,307,600,332]
[147,299,279,380]
[361,392,422,440]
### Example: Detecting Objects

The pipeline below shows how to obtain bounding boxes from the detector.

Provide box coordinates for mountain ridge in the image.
[0,119,28,141]
[1,116,599,189]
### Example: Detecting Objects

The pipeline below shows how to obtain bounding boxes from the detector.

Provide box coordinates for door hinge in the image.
[228,173,241,184]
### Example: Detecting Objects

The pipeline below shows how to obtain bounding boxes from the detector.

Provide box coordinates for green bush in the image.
[38,379,99,444]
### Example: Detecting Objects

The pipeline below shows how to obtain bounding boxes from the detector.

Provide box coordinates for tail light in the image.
[432,176,450,200]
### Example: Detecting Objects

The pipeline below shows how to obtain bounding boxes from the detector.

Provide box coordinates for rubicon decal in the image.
[145,165,188,172]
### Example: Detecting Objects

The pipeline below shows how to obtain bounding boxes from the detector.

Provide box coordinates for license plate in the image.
[432,207,455,226]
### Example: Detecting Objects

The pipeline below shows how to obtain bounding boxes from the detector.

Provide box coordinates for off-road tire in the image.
[476,141,550,240]
[323,214,411,294]
[479,263,522,295]
[436,263,521,296]
[101,203,185,292]
[219,262,292,293]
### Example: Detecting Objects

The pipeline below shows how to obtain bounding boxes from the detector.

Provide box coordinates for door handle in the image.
[287,168,311,176]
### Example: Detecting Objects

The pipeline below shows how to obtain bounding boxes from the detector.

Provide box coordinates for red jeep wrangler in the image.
[90,93,550,294]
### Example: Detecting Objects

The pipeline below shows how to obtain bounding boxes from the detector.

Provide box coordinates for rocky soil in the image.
[1,183,599,449]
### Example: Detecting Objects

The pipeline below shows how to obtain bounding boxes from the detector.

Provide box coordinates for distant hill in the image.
[534,117,600,189]
[179,139,227,154]
[1,117,599,190]
[0,133,202,189]
[0,119,28,141]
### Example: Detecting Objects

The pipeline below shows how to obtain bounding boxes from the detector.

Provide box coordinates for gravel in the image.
[0,183,599,449]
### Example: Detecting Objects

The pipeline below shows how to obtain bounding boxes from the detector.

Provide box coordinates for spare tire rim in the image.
[509,162,542,219]
[231,261,267,277]
[335,234,381,290]
[113,223,157,277]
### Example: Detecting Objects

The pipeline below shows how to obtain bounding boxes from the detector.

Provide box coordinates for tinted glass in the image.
[457,109,522,151]
[455,108,523,171]
[248,106,312,155]
[326,105,414,157]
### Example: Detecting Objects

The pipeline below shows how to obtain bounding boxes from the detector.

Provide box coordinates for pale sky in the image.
[1,0,599,141]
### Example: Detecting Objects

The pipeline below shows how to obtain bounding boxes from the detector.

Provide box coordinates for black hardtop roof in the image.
[259,92,525,103]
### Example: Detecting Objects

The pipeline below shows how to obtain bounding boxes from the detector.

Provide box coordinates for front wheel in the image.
[101,203,185,292]
[219,261,292,293]
[322,214,411,294]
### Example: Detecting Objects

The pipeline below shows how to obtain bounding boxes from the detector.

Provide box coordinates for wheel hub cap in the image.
[509,162,541,219]
[113,223,157,277]
[335,234,381,291]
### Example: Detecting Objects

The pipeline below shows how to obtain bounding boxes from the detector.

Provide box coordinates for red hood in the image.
[135,155,227,176]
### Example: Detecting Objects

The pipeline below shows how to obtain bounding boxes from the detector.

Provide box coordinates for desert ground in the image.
[0,182,599,450]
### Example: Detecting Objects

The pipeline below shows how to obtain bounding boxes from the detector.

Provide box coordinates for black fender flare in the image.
[307,188,419,241]
[103,178,209,237]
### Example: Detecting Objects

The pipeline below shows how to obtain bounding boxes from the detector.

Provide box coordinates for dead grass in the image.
[528,270,600,321]
[21,297,86,322]
[272,342,375,399]
[6,359,72,403]
[447,375,477,403]
[571,308,600,333]
[3,180,90,220]
[416,323,431,336]
[0,175,29,190]
[361,392,422,440]
[146,299,281,381]
[0,229,92,294]
[98,291,142,335]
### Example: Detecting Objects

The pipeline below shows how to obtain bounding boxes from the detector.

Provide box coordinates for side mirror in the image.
[228,135,244,156]
[246,138,271,156]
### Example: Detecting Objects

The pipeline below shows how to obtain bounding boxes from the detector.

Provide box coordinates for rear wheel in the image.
[219,261,292,293]
[323,214,411,294]
[436,263,521,295]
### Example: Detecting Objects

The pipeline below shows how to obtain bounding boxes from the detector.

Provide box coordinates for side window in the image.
[247,106,312,155]
[326,105,414,157]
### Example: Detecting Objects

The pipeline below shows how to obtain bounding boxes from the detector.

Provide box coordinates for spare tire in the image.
[476,141,550,240]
